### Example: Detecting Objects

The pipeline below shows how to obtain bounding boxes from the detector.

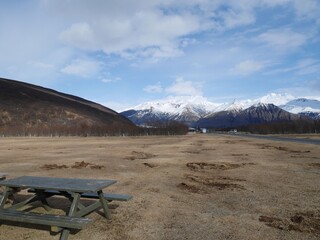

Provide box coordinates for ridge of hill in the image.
[0,78,134,135]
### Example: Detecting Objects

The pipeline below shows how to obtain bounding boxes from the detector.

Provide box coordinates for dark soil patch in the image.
[259,211,320,234]
[201,148,216,151]
[291,150,311,153]
[125,151,157,160]
[71,161,91,168]
[143,162,158,168]
[258,144,311,153]
[186,162,255,171]
[89,164,105,169]
[181,150,201,154]
[41,161,105,170]
[185,175,245,190]
[216,176,246,182]
[190,143,203,147]
[190,140,207,147]
[224,140,237,144]
[71,161,105,169]
[309,163,320,168]
[40,164,68,170]
[177,182,206,194]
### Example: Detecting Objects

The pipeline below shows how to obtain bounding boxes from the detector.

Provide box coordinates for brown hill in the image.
[0,78,135,136]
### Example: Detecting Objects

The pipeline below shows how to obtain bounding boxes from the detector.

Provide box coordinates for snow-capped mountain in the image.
[259,93,295,105]
[129,96,219,114]
[121,96,220,126]
[280,98,320,119]
[121,94,320,126]
[196,103,303,129]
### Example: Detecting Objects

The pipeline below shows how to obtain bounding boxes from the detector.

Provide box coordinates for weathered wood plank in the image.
[9,194,39,210]
[0,210,92,229]
[0,187,12,208]
[84,192,133,201]
[1,176,116,193]
[74,201,101,218]
[28,189,133,201]
[60,193,81,240]
[98,190,111,220]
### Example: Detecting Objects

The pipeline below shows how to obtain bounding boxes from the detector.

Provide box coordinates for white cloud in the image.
[165,77,202,96]
[5,0,312,69]
[59,22,96,51]
[260,0,291,6]
[101,77,121,83]
[292,0,320,20]
[121,45,184,62]
[276,85,320,100]
[51,0,300,61]
[99,71,121,83]
[29,61,55,71]
[58,6,205,60]
[1,0,319,103]
[265,58,320,75]
[61,59,101,78]
[257,28,308,50]
[144,82,163,93]
[295,59,320,75]
[232,60,264,75]
[258,92,295,105]
[218,8,255,29]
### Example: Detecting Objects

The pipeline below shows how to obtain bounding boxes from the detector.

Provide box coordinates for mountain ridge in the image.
[121,95,320,127]
[196,103,304,129]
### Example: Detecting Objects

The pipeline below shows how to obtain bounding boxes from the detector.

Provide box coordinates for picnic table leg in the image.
[0,187,12,208]
[98,190,112,220]
[60,192,81,240]
[35,189,52,211]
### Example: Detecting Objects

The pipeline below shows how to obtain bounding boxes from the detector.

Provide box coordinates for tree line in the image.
[0,121,188,137]
[237,119,320,134]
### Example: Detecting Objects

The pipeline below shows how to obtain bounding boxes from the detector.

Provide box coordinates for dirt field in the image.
[0,134,319,240]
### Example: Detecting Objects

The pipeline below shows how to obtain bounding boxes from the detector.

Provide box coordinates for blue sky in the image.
[0,0,319,111]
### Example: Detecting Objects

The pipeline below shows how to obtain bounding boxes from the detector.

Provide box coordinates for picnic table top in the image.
[0,176,116,193]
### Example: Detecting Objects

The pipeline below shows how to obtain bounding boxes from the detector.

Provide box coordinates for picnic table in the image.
[0,176,132,240]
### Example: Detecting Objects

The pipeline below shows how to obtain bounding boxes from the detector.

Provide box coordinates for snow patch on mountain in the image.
[280,98,320,114]
[258,93,295,105]
[126,93,297,114]
[128,96,220,116]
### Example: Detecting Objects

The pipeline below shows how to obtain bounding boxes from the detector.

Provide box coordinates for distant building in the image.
[188,127,196,133]
[200,128,207,133]
[228,129,237,134]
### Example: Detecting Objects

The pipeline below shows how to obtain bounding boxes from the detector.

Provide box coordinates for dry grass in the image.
[0,134,319,240]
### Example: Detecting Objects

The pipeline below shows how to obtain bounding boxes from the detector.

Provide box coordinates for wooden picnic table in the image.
[0,176,131,240]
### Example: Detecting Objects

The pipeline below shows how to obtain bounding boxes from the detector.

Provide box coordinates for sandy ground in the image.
[0,134,319,240]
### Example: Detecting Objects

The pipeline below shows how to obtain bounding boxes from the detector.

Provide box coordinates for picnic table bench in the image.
[0,176,132,240]
[0,209,92,229]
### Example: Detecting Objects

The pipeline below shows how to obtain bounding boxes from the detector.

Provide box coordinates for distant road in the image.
[219,133,320,145]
